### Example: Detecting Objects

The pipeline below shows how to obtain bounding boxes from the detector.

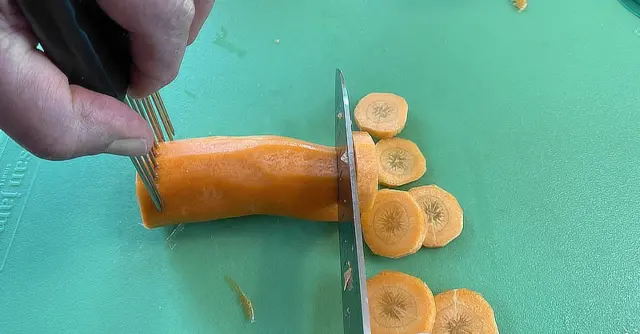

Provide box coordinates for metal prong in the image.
[149,149,158,168]
[144,96,173,141]
[125,92,173,213]
[141,97,167,142]
[131,156,162,211]
[141,154,157,179]
[152,92,175,136]
[135,98,165,142]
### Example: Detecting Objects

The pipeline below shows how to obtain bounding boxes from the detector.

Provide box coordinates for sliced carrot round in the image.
[353,131,378,216]
[362,189,426,259]
[433,289,499,334]
[354,93,408,139]
[376,138,426,187]
[367,270,436,334]
[408,185,463,248]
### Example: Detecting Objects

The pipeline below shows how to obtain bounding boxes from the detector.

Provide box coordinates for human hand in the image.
[0,0,214,160]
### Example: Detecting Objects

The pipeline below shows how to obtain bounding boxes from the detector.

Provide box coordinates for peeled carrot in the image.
[367,270,436,333]
[136,136,338,228]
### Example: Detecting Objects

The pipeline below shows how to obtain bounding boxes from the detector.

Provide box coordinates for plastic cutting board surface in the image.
[1,0,640,332]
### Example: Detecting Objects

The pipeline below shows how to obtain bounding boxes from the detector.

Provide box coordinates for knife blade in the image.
[619,0,640,18]
[335,69,372,334]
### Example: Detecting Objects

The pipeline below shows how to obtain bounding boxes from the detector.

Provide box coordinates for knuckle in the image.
[161,0,195,28]
[177,0,196,24]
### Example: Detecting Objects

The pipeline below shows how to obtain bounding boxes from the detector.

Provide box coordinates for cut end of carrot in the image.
[434,288,498,334]
[353,131,378,217]
[362,189,426,259]
[367,270,436,334]
[376,138,426,187]
[408,185,463,248]
[354,92,408,139]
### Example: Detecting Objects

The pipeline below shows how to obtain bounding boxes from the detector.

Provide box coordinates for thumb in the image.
[0,38,154,161]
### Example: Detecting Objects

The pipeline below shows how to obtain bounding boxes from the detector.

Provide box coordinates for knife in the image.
[335,69,372,334]
[619,0,640,17]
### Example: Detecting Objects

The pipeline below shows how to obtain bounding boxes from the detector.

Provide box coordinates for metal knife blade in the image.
[619,0,640,18]
[335,69,371,334]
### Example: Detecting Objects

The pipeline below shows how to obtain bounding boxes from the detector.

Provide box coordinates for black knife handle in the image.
[16,0,132,102]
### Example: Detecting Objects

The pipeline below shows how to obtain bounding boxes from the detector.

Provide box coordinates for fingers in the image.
[188,0,215,45]
[98,0,197,98]
[0,38,154,160]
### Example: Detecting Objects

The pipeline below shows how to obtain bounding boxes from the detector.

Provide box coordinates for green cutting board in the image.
[2,0,640,332]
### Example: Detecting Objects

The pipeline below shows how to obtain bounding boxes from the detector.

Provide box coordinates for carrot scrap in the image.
[225,276,255,323]
[512,0,527,11]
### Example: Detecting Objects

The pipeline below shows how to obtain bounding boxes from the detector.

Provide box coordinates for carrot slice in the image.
[136,135,338,228]
[354,93,408,139]
[408,185,463,248]
[376,138,426,187]
[362,189,426,259]
[367,270,436,334]
[433,289,499,334]
[353,131,378,216]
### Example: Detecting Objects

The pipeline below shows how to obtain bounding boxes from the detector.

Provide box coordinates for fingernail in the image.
[105,138,148,157]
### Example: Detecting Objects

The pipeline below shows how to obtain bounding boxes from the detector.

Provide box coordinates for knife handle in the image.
[15,0,132,102]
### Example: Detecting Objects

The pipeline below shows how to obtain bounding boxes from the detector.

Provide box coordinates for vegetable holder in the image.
[16,0,172,211]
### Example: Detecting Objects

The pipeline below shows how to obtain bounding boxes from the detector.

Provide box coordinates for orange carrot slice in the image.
[433,289,499,334]
[362,189,426,259]
[408,185,463,248]
[354,93,408,139]
[376,138,426,187]
[367,270,436,333]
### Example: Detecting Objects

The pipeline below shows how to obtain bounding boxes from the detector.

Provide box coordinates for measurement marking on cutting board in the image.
[0,135,9,160]
[0,147,40,272]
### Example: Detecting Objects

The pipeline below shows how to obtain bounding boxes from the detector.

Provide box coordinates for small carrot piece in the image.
[512,0,527,11]
[354,93,408,139]
[433,289,498,334]
[376,138,427,187]
[367,270,436,334]
[362,189,426,259]
[409,185,463,248]
[135,136,339,228]
[225,276,255,323]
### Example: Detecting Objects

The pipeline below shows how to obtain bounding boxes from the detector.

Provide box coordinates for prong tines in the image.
[131,156,162,211]
[152,92,175,138]
[135,98,165,143]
